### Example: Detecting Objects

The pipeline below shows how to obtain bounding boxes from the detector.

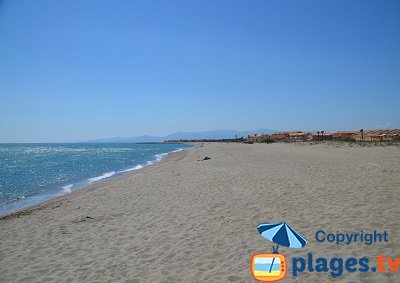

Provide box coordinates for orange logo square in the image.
[251,253,286,282]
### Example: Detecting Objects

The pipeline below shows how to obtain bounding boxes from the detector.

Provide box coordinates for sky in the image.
[0,0,399,142]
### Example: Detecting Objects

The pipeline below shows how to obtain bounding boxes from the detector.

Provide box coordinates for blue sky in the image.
[0,0,399,142]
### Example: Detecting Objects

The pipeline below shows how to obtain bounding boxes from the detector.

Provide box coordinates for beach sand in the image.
[1,143,399,282]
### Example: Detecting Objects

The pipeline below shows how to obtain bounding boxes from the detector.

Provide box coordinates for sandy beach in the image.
[1,143,399,282]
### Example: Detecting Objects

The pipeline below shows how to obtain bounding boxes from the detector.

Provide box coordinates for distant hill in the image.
[82,129,277,143]
[84,135,162,143]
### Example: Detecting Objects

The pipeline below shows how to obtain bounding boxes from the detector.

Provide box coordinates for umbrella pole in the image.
[268,257,276,273]
[268,244,279,273]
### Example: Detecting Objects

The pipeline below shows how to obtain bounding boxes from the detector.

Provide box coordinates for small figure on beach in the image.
[197,156,211,161]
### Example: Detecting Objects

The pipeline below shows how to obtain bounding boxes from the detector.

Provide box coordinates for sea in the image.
[0,143,191,215]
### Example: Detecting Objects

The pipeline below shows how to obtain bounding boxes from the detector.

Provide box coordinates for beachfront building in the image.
[288,132,310,142]
[358,129,400,142]
[311,132,333,141]
[248,129,400,143]
[269,131,311,142]
[332,129,400,142]
[247,134,272,143]
[333,131,358,141]
[270,132,290,141]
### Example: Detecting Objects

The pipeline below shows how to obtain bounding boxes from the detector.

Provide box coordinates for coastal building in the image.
[248,129,400,143]
[247,134,272,143]
[359,129,400,142]
[270,132,289,141]
[333,131,358,141]
[288,132,310,142]
[269,131,311,142]
[311,132,333,141]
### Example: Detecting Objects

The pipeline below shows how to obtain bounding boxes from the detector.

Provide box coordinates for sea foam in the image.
[62,184,73,194]
[155,152,168,162]
[119,164,144,173]
[88,171,116,183]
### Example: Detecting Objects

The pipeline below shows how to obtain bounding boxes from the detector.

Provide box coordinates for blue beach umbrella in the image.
[258,222,307,251]
[257,222,307,273]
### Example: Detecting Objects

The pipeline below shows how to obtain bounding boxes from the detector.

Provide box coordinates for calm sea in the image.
[0,143,191,215]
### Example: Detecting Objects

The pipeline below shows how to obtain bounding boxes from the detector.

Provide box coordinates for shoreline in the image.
[0,146,191,219]
[1,143,399,282]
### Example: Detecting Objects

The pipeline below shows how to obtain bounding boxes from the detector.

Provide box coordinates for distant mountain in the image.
[82,128,277,143]
[83,135,162,143]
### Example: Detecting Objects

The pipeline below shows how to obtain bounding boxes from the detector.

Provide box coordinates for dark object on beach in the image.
[72,216,94,223]
[197,156,211,161]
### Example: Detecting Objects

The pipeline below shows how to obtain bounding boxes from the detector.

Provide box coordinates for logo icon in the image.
[251,222,307,282]
[251,253,286,282]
